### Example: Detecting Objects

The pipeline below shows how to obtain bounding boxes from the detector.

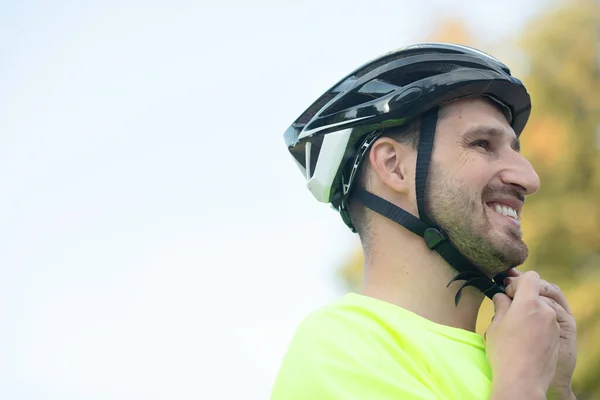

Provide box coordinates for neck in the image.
[360,221,485,333]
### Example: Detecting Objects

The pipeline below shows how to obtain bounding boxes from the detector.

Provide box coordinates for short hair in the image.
[346,105,449,247]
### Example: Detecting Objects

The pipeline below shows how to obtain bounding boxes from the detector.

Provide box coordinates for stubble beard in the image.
[425,164,529,278]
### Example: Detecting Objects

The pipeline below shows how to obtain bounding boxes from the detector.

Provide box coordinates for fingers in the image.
[491,293,512,320]
[506,268,522,278]
[507,271,542,303]
[503,278,517,297]
[487,293,512,343]
[539,282,572,315]
[505,275,572,316]
[541,296,574,326]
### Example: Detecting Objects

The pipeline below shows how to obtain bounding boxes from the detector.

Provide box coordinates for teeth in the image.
[493,204,518,220]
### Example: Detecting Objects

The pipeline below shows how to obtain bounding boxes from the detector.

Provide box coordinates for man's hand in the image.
[504,269,577,399]
[486,271,560,399]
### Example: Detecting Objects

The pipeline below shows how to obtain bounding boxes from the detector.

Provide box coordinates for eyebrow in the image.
[462,125,521,152]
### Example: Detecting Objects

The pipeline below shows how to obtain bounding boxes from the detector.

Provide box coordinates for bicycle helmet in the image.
[284,43,532,304]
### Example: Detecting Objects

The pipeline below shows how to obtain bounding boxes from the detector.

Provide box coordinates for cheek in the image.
[456,150,482,171]
[436,146,480,175]
[456,155,493,194]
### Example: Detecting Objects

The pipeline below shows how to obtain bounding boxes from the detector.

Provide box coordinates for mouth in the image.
[486,202,521,227]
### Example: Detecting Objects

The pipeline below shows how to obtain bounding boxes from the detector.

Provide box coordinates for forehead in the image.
[437,96,517,140]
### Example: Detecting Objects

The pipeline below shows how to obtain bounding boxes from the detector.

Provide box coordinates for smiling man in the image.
[272,43,577,400]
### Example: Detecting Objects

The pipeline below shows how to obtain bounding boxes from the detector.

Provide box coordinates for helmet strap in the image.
[352,107,507,305]
[415,107,438,227]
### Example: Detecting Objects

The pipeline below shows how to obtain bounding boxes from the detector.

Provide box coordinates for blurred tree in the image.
[518,1,600,397]
[336,2,600,398]
[426,18,475,46]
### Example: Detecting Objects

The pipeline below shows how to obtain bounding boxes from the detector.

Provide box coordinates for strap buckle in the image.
[424,227,448,249]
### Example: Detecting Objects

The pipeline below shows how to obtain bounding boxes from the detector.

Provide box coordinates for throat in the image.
[361,260,484,332]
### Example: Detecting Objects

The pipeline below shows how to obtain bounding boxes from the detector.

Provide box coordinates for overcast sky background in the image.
[0,0,551,398]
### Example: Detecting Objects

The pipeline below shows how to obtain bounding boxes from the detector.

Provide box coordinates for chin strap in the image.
[354,188,507,305]
[447,271,508,305]
[352,107,508,305]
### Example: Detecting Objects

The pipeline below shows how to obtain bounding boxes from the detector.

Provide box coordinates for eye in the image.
[471,139,491,151]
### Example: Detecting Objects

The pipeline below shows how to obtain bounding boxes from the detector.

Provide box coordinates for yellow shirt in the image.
[271,293,492,399]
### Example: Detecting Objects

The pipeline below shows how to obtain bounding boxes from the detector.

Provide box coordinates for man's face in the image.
[425,97,540,277]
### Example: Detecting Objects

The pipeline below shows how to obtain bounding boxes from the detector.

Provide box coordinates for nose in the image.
[498,151,541,196]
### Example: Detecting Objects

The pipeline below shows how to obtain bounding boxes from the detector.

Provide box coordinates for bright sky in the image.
[0,1,550,398]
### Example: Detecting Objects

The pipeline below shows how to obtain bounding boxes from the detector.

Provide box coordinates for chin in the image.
[472,231,529,275]
[491,222,526,251]
[497,242,528,269]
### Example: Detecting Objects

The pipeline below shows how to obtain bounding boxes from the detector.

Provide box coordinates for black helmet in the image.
[284,43,531,304]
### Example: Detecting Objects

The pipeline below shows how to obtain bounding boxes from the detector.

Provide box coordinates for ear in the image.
[368,137,414,194]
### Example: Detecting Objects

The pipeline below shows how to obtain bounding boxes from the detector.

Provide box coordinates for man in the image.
[271,43,577,399]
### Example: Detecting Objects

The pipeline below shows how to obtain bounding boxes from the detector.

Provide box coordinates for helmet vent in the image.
[296,92,337,125]
[355,48,461,78]
[380,62,460,87]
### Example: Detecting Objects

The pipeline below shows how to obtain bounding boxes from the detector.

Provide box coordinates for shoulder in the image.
[270,294,439,400]
[284,294,396,356]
